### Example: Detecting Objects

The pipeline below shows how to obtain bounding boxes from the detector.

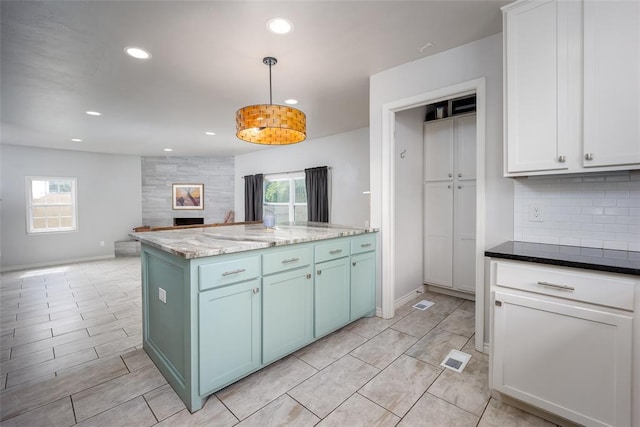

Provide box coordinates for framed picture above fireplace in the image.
[172,184,204,210]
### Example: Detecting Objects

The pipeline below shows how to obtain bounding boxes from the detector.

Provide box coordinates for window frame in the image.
[263,172,307,223]
[26,176,79,234]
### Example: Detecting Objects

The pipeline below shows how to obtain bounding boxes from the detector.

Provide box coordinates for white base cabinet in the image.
[490,259,635,427]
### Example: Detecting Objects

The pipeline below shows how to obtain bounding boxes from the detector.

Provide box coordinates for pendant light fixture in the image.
[236,57,306,145]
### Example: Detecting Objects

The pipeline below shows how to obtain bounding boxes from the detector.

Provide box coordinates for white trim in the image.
[25,176,78,234]
[379,78,487,351]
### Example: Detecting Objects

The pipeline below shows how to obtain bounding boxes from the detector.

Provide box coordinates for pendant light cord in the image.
[268,62,273,105]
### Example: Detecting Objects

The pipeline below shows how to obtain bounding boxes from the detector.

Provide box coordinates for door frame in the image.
[380,77,487,351]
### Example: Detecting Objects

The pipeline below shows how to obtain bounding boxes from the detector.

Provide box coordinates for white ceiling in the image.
[0,1,507,157]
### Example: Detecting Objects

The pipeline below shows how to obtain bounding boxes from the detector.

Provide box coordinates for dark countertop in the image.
[485,241,640,276]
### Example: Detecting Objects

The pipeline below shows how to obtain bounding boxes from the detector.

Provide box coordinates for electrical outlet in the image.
[159,288,167,304]
[529,205,544,222]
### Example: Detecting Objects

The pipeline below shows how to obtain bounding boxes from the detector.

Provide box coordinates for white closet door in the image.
[424,120,454,181]
[455,114,477,180]
[453,181,476,293]
[423,182,453,288]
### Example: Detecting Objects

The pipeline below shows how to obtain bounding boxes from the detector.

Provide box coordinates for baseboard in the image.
[425,284,475,301]
[491,391,582,427]
[1,254,116,273]
[395,285,426,308]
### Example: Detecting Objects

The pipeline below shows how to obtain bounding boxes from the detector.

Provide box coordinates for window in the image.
[263,173,307,224]
[26,177,78,234]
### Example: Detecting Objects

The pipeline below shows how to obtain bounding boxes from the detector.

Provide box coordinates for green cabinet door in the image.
[262,267,313,364]
[199,279,261,395]
[350,252,376,320]
[315,257,350,338]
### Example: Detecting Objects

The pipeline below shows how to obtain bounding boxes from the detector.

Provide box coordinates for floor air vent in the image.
[440,350,471,373]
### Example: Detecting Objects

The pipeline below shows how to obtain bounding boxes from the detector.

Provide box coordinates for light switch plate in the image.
[159,288,167,303]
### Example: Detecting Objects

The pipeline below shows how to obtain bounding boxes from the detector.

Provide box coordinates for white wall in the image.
[234,128,370,228]
[394,107,426,301]
[370,33,514,335]
[1,145,142,271]
[514,171,640,251]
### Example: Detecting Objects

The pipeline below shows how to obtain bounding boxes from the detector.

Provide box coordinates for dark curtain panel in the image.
[305,166,329,222]
[244,174,264,221]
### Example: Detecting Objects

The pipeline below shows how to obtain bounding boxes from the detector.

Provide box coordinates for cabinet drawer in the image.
[494,260,635,311]
[350,235,376,255]
[315,239,349,263]
[263,246,312,275]
[199,256,261,291]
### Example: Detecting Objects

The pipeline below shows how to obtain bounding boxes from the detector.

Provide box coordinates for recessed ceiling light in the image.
[164,148,173,152]
[284,99,298,105]
[85,111,101,116]
[125,47,151,59]
[71,138,83,142]
[267,18,293,35]
[205,131,216,136]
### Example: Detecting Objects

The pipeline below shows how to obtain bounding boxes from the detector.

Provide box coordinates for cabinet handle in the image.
[281,257,299,264]
[252,288,259,294]
[360,243,372,248]
[495,300,502,307]
[458,185,462,189]
[222,268,246,276]
[447,185,452,189]
[585,153,594,161]
[352,262,357,266]
[317,270,322,275]
[458,173,462,178]
[306,273,311,279]
[329,249,343,254]
[537,281,575,292]
[558,155,566,163]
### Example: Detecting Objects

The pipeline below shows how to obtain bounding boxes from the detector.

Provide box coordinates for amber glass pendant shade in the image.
[236,57,306,145]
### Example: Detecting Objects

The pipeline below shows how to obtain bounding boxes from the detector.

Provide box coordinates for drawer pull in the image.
[360,243,372,248]
[537,281,575,292]
[281,257,300,264]
[222,268,246,276]
[329,249,343,254]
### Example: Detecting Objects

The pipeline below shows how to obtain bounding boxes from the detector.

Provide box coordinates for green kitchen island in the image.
[130,222,377,412]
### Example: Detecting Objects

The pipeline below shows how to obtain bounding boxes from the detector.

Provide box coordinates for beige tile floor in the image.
[0,257,559,426]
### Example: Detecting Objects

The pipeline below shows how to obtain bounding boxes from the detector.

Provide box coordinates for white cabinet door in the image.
[423,182,453,288]
[453,182,476,293]
[424,120,454,181]
[504,0,570,173]
[583,0,640,168]
[456,114,477,180]
[492,290,632,427]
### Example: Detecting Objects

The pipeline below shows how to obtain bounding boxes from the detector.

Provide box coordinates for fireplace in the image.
[174,217,204,226]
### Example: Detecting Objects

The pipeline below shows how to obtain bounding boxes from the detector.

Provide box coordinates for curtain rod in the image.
[242,166,331,179]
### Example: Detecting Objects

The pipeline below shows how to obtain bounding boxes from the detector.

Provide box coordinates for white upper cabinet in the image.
[583,0,640,167]
[503,0,570,174]
[423,119,454,181]
[503,0,640,176]
[456,114,477,180]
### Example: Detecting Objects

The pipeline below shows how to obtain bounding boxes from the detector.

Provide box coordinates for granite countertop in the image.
[130,222,376,259]
[485,241,640,276]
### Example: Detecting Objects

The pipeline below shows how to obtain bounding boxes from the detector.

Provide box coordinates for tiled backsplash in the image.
[513,171,640,251]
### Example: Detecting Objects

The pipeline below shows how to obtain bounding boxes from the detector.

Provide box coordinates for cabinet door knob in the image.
[495,300,502,307]
[252,288,260,294]
[317,270,322,275]
[448,173,452,177]
[558,155,566,163]
[306,273,311,279]
[458,185,462,189]
[447,185,452,189]
[585,153,594,161]
[458,173,462,178]
[352,262,357,266]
